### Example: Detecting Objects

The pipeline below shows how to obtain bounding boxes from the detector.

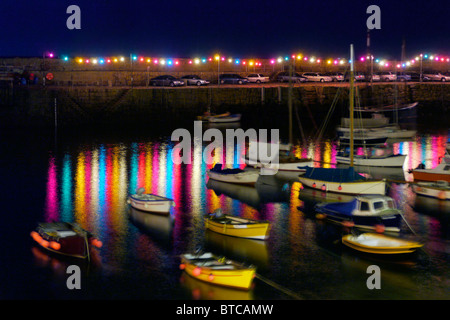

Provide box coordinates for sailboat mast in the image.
[349,44,355,167]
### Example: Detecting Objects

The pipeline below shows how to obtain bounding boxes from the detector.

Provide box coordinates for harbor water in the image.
[1,105,449,300]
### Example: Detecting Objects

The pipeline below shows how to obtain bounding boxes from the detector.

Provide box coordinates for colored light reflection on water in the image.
[41,130,449,299]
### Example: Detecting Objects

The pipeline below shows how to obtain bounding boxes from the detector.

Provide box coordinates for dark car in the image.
[277,71,307,83]
[219,74,249,84]
[396,72,412,81]
[180,75,210,86]
[150,75,184,87]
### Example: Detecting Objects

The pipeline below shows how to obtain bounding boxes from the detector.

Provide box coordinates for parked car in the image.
[444,72,450,81]
[396,72,412,81]
[378,71,397,82]
[219,74,249,84]
[354,72,366,81]
[150,75,184,87]
[181,75,210,86]
[277,72,307,83]
[324,72,344,82]
[246,73,270,83]
[366,73,380,82]
[423,71,448,82]
[302,72,333,82]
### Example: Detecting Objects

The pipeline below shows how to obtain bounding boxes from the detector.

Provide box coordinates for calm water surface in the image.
[1,111,449,300]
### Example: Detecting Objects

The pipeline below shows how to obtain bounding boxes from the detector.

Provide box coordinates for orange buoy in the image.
[49,241,61,250]
[91,238,103,248]
[321,184,326,191]
[438,191,446,200]
[179,263,186,270]
[375,224,385,233]
[193,267,202,276]
[312,183,317,188]
[40,239,50,248]
[30,231,42,242]
[342,220,355,228]
[208,273,215,281]
[315,213,326,220]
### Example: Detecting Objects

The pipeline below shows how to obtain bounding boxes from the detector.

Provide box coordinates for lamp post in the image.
[215,54,220,86]
[419,54,423,82]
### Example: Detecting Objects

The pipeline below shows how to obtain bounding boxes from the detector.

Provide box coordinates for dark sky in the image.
[0,0,449,60]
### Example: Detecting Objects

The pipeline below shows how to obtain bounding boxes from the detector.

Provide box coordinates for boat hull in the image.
[412,183,450,200]
[128,196,174,214]
[205,217,270,240]
[298,176,386,195]
[208,114,241,123]
[180,255,256,290]
[412,171,450,183]
[335,154,406,167]
[207,170,259,185]
[342,233,422,254]
[318,210,402,232]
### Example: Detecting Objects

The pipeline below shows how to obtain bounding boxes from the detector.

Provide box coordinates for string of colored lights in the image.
[42,52,450,68]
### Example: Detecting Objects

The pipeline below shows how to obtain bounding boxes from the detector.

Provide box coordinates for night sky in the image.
[1,0,449,59]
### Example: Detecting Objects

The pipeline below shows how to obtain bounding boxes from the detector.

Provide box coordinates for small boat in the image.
[354,102,418,113]
[342,233,423,254]
[205,209,270,240]
[336,151,406,167]
[340,113,390,128]
[298,166,386,195]
[208,113,241,123]
[197,111,230,121]
[411,180,450,200]
[338,134,388,146]
[127,188,174,214]
[315,194,402,232]
[337,125,416,139]
[207,164,259,185]
[411,154,450,182]
[30,222,102,260]
[179,252,256,290]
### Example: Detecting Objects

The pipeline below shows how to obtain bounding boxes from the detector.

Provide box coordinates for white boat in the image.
[207,164,259,185]
[337,125,416,139]
[299,45,386,195]
[411,180,450,200]
[207,113,241,123]
[354,102,418,113]
[342,233,423,254]
[340,113,390,128]
[411,154,450,182]
[336,152,406,167]
[127,188,174,214]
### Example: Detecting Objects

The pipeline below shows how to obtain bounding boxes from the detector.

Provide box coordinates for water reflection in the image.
[41,130,449,299]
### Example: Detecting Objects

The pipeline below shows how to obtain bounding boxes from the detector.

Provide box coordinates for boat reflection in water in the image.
[128,207,174,247]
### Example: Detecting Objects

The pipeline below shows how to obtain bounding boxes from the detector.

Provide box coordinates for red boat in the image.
[30,222,102,260]
[412,155,450,182]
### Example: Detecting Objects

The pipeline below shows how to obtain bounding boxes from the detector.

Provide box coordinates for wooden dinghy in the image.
[342,233,423,254]
[207,164,260,185]
[30,222,102,260]
[205,210,270,240]
[127,188,174,214]
[411,180,450,200]
[179,252,256,290]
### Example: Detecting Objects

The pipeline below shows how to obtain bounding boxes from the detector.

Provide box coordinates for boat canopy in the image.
[301,167,365,183]
[211,164,244,174]
[319,198,358,215]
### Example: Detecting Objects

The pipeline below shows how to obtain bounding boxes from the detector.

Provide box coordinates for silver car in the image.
[423,71,448,82]
[246,73,270,83]
[181,75,210,86]
[150,75,184,87]
[302,72,333,82]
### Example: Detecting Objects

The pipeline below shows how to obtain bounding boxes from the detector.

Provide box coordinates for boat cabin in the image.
[354,195,397,216]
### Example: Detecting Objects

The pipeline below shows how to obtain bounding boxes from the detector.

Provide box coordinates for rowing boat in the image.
[342,233,423,254]
[179,252,256,290]
[127,188,174,214]
[205,210,270,240]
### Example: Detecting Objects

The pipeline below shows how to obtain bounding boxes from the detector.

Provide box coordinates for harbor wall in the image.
[0,83,448,127]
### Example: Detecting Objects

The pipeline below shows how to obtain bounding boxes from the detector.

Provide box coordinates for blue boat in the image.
[315,195,402,232]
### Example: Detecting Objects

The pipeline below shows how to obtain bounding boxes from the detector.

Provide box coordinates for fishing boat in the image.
[315,194,402,232]
[127,188,174,214]
[299,45,386,195]
[30,222,102,260]
[207,164,259,185]
[411,154,450,182]
[179,252,256,290]
[411,180,450,200]
[205,209,270,240]
[342,233,423,254]
[208,113,241,123]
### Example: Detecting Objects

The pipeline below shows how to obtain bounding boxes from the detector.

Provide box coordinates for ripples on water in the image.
[31,122,449,300]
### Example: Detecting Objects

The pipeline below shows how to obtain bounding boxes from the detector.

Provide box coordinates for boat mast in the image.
[350,44,355,167]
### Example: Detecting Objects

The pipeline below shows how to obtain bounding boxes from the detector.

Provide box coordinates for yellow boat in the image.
[205,211,270,240]
[180,252,256,290]
[342,233,423,254]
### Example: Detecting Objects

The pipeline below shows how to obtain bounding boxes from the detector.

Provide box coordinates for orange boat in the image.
[412,155,450,182]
